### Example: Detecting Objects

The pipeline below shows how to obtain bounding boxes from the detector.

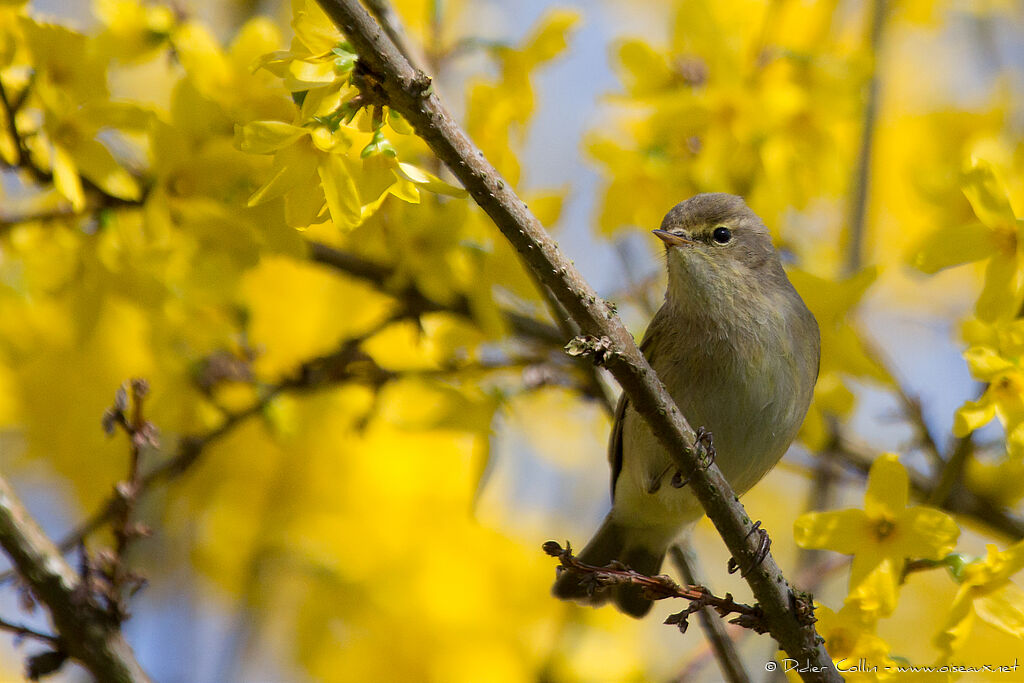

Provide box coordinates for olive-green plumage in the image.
[553,193,820,617]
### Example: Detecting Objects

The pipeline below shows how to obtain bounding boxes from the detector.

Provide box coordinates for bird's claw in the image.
[670,427,716,488]
[727,520,772,577]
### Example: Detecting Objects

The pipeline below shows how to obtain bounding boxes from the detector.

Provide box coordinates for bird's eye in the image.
[712,226,732,244]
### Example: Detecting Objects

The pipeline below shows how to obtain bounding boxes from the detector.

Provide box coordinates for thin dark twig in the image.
[543,541,766,634]
[0,616,60,645]
[363,0,429,72]
[0,307,462,586]
[0,475,152,682]
[308,240,616,413]
[669,544,751,683]
[322,0,617,417]
[0,77,26,167]
[844,0,887,274]
[859,330,945,471]
[927,434,973,507]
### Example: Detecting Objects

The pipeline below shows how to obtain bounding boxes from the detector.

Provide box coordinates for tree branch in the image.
[0,474,152,682]
[316,1,838,677]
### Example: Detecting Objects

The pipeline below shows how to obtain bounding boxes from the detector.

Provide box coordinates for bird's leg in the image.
[727,520,772,577]
[670,427,716,488]
[646,464,674,494]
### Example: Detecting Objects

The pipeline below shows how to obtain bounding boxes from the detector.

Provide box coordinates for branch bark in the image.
[315,1,839,678]
[0,474,152,683]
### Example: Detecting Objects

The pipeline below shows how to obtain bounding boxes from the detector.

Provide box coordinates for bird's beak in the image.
[652,229,694,247]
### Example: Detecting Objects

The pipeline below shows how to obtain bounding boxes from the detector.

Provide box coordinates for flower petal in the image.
[976,253,1023,322]
[794,509,870,554]
[974,583,1024,640]
[953,397,997,437]
[896,507,960,559]
[908,220,995,274]
[963,346,1015,379]
[395,162,467,198]
[318,152,362,230]
[248,140,319,206]
[864,453,908,520]
[847,556,899,619]
[235,121,308,154]
[962,160,1018,230]
[934,583,977,657]
[51,144,85,211]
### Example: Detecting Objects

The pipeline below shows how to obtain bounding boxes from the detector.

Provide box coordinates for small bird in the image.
[553,193,820,617]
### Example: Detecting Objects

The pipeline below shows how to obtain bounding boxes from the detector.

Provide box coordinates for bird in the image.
[553,193,820,617]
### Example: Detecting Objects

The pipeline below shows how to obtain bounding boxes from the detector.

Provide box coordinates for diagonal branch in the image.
[0,474,152,682]
[314,1,838,678]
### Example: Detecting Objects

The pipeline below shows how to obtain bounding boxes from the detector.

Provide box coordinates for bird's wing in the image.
[608,331,658,497]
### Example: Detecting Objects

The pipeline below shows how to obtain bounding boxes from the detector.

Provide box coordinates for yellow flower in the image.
[814,604,892,682]
[236,120,462,229]
[19,16,108,109]
[591,0,862,236]
[466,9,579,185]
[34,102,152,210]
[93,0,176,63]
[935,539,1024,657]
[795,454,960,617]
[910,159,1024,321]
[255,0,352,93]
[952,321,1024,437]
[171,17,294,126]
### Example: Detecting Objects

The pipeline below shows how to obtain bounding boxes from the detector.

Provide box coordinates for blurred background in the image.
[1,0,1023,680]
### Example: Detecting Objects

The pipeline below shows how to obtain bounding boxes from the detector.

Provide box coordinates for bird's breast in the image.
[616,302,816,519]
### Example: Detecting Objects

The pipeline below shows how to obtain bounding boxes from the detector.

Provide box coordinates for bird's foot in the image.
[670,427,716,488]
[727,520,772,577]
[646,465,674,494]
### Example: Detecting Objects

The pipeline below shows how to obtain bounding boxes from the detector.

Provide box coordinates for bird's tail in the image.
[551,515,669,618]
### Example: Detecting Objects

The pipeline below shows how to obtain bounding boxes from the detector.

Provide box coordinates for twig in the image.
[928,434,973,507]
[0,616,59,646]
[843,0,887,274]
[673,554,849,682]
[101,380,158,619]
[795,425,843,571]
[544,541,765,633]
[308,240,616,413]
[0,306,486,583]
[363,0,429,73]
[0,474,152,682]
[859,328,946,472]
[316,4,617,416]
[309,241,564,344]
[0,76,26,168]
[669,544,751,683]
[317,1,838,676]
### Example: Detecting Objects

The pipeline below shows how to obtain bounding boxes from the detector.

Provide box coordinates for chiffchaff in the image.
[553,193,820,617]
